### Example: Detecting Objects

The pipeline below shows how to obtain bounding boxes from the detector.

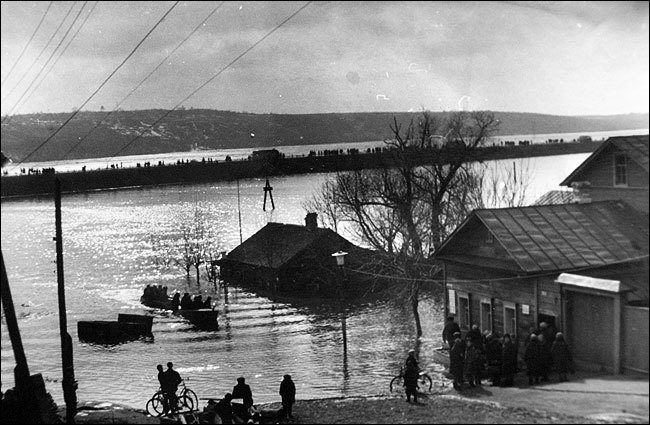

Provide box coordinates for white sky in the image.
[1,1,648,116]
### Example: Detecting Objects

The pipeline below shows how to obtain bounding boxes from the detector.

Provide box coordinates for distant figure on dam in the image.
[279,374,296,419]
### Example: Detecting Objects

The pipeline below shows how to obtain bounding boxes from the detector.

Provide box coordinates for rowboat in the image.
[176,308,219,331]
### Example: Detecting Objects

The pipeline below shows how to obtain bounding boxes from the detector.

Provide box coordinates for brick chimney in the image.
[305,213,318,231]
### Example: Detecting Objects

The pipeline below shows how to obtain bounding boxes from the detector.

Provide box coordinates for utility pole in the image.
[55,178,78,423]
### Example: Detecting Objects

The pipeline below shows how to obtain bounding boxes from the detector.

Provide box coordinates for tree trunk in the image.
[195,265,200,286]
[411,283,422,338]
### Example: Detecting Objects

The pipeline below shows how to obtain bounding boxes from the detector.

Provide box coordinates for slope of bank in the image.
[1,141,597,199]
[2,109,647,162]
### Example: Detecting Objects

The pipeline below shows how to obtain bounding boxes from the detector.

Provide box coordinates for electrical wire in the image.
[14,1,99,117]
[8,1,180,170]
[1,1,54,88]
[106,1,313,161]
[1,1,77,107]
[3,2,89,121]
[59,1,225,160]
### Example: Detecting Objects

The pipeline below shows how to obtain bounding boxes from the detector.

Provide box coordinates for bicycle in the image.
[390,368,433,393]
[146,379,199,417]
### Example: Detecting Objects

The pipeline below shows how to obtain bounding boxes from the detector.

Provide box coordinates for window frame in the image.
[457,291,470,331]
[503,301,517,339]
[613,153,628,187]
[480,298,492,333]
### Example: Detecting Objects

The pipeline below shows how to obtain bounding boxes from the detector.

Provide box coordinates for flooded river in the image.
[1,152,591,409]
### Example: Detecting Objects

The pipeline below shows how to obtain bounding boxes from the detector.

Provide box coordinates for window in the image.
[614,153,627,186]
[457,292,470,331]
[503,302,517,338]
[480,299,492,333]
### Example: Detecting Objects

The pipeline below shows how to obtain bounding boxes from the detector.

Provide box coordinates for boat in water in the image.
[140,288,218,330]
[77,313,153,343]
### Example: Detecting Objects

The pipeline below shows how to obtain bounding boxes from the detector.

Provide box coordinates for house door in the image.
[565,290,615,370]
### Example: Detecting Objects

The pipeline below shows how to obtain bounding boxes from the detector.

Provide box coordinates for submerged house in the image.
[219,213,366,296]
[436,135,649,374]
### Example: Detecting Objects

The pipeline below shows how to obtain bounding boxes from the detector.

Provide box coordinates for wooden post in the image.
[55,178,78,423]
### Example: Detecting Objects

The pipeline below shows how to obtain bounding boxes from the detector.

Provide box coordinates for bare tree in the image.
[309,110,501,337]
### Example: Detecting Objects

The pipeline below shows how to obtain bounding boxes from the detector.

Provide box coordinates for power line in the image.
[1,1,54,88]
[14,1,99,118]
[107,1,313,160]
[60,1,225,160]
[9,1,180,169]
[346,253,650,284]
[1,1,77,107]
[3,2,89,121]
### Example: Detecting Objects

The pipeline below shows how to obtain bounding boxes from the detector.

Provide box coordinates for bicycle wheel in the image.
[178,393,194,412]
[389,375,403,392]
[184,388,199,409]
[146,394,166,417]
[419,373,433,391]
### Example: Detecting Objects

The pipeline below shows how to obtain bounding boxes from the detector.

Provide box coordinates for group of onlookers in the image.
[443,317,574,390]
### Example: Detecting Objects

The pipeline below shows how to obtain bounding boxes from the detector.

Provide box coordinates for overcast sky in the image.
[1,1,648,116]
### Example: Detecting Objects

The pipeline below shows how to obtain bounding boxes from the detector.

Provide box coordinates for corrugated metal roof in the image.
[224,223,348,269]
[561,134,649,186]
[439,200,648,273]
[533,190,576,206]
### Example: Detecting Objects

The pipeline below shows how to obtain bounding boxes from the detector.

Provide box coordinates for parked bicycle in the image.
[146,379,199,417]
[389,367,433,393]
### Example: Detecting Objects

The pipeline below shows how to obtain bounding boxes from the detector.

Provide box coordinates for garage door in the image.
[565,291,614,369]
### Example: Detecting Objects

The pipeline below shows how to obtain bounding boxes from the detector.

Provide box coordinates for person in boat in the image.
[180,293,192,310]
[171,292,181,311]
[192,295,203,310]
[203,296,213,309]
[162,286,169,300]
[144,284,153,299]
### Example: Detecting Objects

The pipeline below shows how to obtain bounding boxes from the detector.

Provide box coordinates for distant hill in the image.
[1,109,648,162]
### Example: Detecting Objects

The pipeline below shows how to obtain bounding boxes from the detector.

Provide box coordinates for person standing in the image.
[464,338,483,387]
[538,333,552,382]
[524,334,542,385]
[501,333,518,386]
[449,333,465,391]
[279,375,296,419]
[232,377,254,422]
[484,333,503,386]
[467,324,483,352]
[403,349,419,403]
[442,316,461,349]
[164,362,182,413]
[551,332,573,382]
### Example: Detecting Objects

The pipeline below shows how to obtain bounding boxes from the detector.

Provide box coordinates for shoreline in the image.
[1,141,597,199]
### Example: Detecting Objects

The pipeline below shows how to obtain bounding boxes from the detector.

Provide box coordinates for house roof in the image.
[555,273,626,294]
[533,190,576,206]
[223,222,349,269]
[560,135,649,186]
[436,200,649,273]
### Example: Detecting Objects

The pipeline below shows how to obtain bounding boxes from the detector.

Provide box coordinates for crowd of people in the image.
[443,317,574,391]
[142,286,213,311]
[157,366,296,424]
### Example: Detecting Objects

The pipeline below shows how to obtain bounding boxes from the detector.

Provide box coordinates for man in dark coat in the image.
[484,333,503,386]
[215,393,234,424]
[449,333,465,390]
[467,324,483,352]
[551,332,573,382]
[524,334,542,384]
[403,349,419,403]
[163,362,182,413]
[232,377,254,422]
[464,338,483,387]
[537,333,552,382]
[442,316,461,348]
[279,375,296,419]
[501,333,518,386]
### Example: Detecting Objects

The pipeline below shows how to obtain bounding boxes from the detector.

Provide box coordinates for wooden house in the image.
[561,135,649,213]
[218,213,366,296]
[436,200,648,373]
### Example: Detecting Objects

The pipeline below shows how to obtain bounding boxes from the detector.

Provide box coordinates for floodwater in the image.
[1,151,592,409]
